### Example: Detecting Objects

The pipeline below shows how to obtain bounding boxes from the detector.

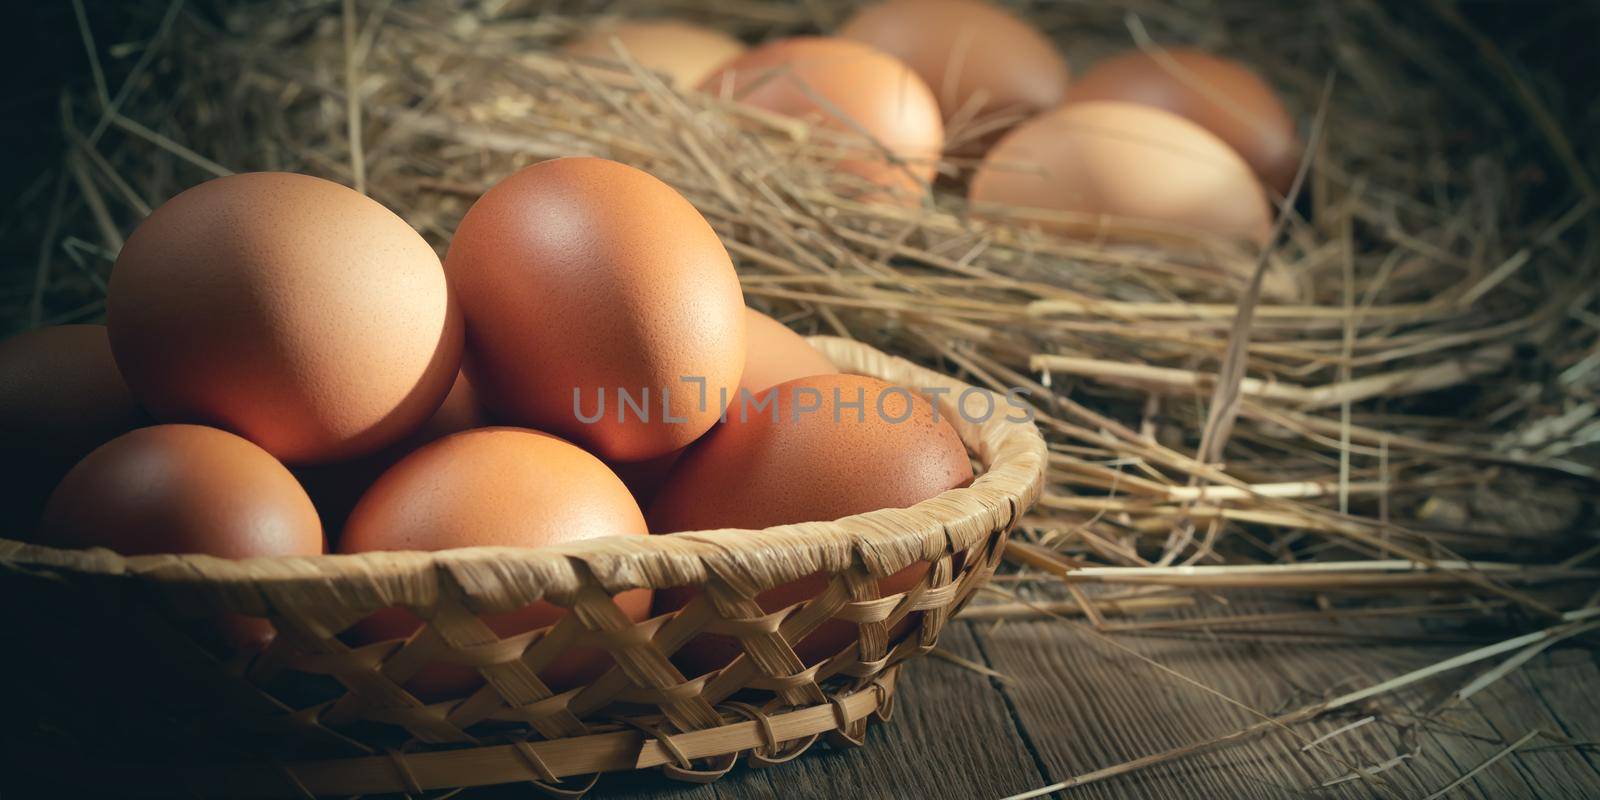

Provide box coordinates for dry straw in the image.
[4,0,1598,795]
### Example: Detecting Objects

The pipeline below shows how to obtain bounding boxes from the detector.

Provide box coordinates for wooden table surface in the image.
[586,603,1600,799]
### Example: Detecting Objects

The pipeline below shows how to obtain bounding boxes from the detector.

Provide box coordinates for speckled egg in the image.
[107,172,462,464]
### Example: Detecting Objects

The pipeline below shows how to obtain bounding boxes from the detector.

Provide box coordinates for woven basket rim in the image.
[0,337,1046,613]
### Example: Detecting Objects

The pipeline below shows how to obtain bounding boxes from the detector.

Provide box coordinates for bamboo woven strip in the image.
[0,337,1046,795]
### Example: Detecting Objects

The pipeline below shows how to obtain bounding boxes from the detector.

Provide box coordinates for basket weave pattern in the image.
[0,337,1045,796]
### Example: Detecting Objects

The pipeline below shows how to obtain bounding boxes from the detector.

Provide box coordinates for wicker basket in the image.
[0,336,1045,797]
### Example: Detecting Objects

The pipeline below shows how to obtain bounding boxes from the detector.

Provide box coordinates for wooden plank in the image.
[969,597,1600,799]
[1452,682,1591,798]
[971,613,1410,798]
[467,606,1600,798]
[600,622,1044,799]
[1520,647,1600,776]
[1364,610,1600,799]
[1304,632,1502,799]
[1444,648,1600,799]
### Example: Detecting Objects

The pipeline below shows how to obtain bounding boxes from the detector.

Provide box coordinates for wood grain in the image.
[1449,651,1600,798]
[968,599,1600,799]
[473,602,1600,798]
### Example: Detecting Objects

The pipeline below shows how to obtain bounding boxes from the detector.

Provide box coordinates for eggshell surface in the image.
[444,157,745,463]
[649,374,972,672]
[1069,48,1301,194]
[295,370,490,532]
[840,0,1069,155]
[563,19,746,88]
[970,101,1273,244]
[701,37,944,199]
[40,424,321,556]
[740,308,837,395]
[107,172,462,464]
[39,424,324,648]
[340,427,651,697]
[608,449,684,511]
[611,308,837,508]
[0,324,145,524]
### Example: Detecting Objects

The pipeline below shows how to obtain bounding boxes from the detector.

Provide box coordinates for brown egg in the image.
[700,37,944,200]
[445,157,745,463]
[610,308,837,509]
[839,0,1069,156]
[563,19,745,88]
[649,374,971,673]
[970,102,1273,245]
[39,424,324,649]
[1068,48,1301,194]
[0,324,145,525]
[741,308,837,395]
[405,369,488,442]
[295,370,489,532]
[340,427,652,698]
[607,449,683,516]
[108,172,463,465]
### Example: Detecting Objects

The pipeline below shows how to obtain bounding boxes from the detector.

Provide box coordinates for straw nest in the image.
[6,0,1599,794]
